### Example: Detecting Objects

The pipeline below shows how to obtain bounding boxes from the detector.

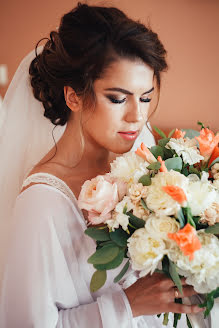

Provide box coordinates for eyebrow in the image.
[104,86,154,95]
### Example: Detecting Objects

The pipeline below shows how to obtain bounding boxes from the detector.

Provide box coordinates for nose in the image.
[124,99,144,123]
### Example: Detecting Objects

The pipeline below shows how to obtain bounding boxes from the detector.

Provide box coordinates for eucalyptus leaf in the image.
[88,244,120,264]
[169,260,183,294]
[90,270,107,292]
[113,260,130,283]
[163,147,176,159]
[209,156,219,169]
[138,174,151,186]
[153,126,167,138]
[182,129,200,139]
[150,145,164,159]
[127,211,145,228]
[177,208,185,228]
[205,223,219,234]
[158,138,170,147]
[184,207,196,228]
[94,249,125,270]
[147,161,161,170]
[85,227,110,241]
[165,157,183,172]
[110,229,129,247]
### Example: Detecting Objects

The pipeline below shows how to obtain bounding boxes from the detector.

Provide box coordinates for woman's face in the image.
[83,57,154,154]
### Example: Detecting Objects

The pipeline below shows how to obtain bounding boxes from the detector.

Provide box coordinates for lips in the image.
[118,130,139,141]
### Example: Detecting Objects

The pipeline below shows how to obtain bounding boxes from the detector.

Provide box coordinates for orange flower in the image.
[162,185,187,206]
[168,223,201,261]
[135,142,156,163]
[157,156,168,172]
[195,128,219,160]
[208,145,219,167]
[172,128,186,139]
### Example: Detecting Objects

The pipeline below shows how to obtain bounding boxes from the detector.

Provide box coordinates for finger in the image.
[174,286,198,299]
[168,303,205,314]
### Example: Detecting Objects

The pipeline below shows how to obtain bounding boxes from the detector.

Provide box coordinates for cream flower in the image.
[106,212,129,232]
[212,163,219,180]
[128,183,148,203]
[146,170,189,217]
[145,214,180,244]
[127,228,166,277]
[133,201,150,221]
[213,179,219,189]
[166,138,204,165]
[187,179,217,216]
[169,231,219,293]
[106,196,133,231]
[200,202,219,226]
[110,152,149,184]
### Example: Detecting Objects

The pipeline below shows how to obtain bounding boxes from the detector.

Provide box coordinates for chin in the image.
[108,143,134,155]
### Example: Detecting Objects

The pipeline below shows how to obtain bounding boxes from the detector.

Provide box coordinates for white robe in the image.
[0,176,194,328]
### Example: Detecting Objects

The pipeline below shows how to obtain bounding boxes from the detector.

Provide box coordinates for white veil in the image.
[0,46,155,283]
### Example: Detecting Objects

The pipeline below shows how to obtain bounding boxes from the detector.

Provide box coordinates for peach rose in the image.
[135,142,156,163]
[195,128,219,161]
[172,128,186,139]
[168,223,201,260]
[162,185,187,207]
[78,175,126,225]
[157,156,168,173]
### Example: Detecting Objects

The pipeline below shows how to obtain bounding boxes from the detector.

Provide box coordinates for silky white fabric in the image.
[0,178,190,328]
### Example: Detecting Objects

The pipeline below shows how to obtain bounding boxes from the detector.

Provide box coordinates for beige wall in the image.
[0,0,218,131]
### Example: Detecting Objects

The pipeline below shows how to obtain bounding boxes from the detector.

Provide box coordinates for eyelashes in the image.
[107,96,151,104]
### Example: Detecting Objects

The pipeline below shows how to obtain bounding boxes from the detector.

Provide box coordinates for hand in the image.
[124,272,205,317]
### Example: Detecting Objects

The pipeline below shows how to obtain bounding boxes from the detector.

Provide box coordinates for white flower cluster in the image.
[169,231,219,293]
[166,138,204,165]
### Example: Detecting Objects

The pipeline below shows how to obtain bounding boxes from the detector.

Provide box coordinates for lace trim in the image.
[21,172,76,204]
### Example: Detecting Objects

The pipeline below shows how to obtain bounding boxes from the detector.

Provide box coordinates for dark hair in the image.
[29,2,168,126]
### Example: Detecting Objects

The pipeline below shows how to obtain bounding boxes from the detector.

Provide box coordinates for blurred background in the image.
[0,0,218,132]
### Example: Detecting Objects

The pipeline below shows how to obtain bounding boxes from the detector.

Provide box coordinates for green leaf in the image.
[153,126,167,138]
[169,259,183,294]
[114,260,130,283]
[189,166,201,178]
[140,198,149,211]
[165,157,183,171]
[88,244,120,264]
[138,174,151,186]
[182,129,200,139]
[94,249,125,270]
[184,207,196,228]
[213,287,219,299]
[209,156,219,169]
[158,138,170,147]
[150,145,164,159]
[168,128,176,138]
[110,229,129,247]
[90,270,107,292]
[127,211,145,228]
[163,312,169,326]
[85,227,110,241]
[186,315,193,328]
[177,208,185,228]
[182,166,189,176]
[205,223,219,234]
[147,161,161,170]
[162,255,170,277]
[197,121,205,129]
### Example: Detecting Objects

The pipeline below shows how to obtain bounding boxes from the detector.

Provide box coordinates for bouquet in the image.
[78,122,219,327]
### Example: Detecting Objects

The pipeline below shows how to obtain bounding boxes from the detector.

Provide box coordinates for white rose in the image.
[145,214,180,243]
[146,170,189,217]
[110,152,149,184]
[106,212,129,231]
[187,180,217,216]
[127,228,166,277]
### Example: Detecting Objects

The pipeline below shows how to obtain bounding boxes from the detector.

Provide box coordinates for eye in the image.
[107,96,126,104]
[140,97,151,103]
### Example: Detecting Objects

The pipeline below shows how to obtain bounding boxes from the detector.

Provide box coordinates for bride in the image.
[0,3,209,327]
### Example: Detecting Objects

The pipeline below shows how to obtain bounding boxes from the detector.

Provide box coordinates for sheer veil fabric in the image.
[0,47,155,285]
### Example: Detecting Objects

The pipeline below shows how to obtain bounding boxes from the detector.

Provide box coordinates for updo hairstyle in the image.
[29,2,168,126]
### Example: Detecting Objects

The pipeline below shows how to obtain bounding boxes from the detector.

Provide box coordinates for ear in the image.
[64,86,82,112]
